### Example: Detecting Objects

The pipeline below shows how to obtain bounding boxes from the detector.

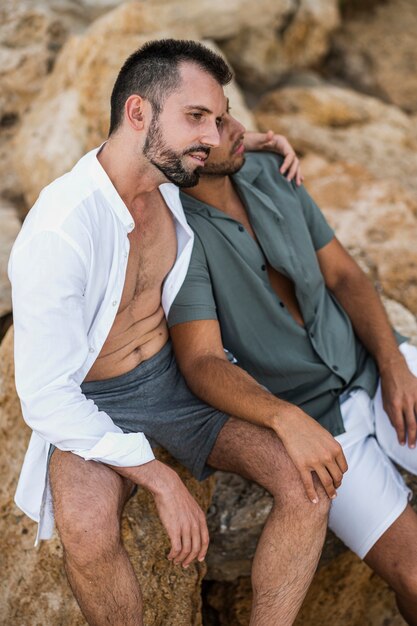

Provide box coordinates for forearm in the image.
[180,353,301,433]
[331,271,406,372]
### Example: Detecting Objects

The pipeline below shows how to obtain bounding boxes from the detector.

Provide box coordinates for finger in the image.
[325,461,344,489]
[315,466,337,500]
[279,153,294,175]
[404,402,417,448]
[167,532,182,561]
[296,166,303,187]
[174,528,191,565]
[183,521,202,568]
[265,129,274,143]
[300,469,319,504]
[286,159,299,182]
[335,447,348,475]
[197,516,210,562]
[388,405,406,445]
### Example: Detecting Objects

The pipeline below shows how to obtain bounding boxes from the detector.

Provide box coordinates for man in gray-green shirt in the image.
[168,110,417,624]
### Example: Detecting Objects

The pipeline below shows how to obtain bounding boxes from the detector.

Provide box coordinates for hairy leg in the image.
[364,504,417,626]
[49,449,142,626]
[208,418,330,626]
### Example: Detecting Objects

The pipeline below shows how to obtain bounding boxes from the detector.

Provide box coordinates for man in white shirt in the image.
[9,39,346,625]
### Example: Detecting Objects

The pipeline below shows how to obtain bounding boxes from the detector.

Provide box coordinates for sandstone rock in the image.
[219,0,340,90]
[0,328,214,625]
[0,1,70,124]
[0,202,21,318]
[300,154,417,315]
[255,84,417,198]
[326,0,417,113]
[206,552,407,625]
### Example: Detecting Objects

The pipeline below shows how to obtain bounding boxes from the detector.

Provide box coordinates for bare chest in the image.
[119,198,177,312]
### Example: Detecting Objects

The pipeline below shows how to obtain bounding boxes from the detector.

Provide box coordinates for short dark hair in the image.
[109,39,233,135]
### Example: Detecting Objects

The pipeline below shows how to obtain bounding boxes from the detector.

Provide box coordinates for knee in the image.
[57,503,121,570]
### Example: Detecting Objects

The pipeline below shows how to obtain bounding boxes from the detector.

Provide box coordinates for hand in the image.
[380,358,417,448]
[273,407,348,503]
[115,459,209,568]
[243,130,304,185]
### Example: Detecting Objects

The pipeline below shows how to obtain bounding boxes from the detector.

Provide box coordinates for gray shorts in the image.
[56,341,228,480]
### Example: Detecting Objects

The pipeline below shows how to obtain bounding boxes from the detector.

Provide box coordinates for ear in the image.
[124,95,145,130]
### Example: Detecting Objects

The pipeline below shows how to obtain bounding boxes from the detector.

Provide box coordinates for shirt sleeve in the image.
[9,230,155,467]
[168,233,218,327]
[294,183,335,251]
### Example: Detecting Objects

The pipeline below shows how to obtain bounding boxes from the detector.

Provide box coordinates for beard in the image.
[143,116,210,188]
[200,137,245,177]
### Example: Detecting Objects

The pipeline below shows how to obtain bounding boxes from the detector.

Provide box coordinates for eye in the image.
[189,112,203,121]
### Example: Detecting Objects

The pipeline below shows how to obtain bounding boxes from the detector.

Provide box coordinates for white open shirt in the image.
[8,147,194,544]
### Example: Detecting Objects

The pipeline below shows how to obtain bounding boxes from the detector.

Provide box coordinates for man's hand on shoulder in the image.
[243,130,304,186]
[272,405,348,503]
[380,357,417,449]
[112,460,209,568]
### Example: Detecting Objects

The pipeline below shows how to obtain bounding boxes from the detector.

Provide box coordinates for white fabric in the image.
[8,146,194,543]
[329,343,417,558]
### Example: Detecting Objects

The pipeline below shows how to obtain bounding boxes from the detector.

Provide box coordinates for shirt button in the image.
[333,365,339,371]
[129,222,134,229]
[279,301,285,308]
[89,347,95,353]
[112,300,118,306]
[238,225,244,232]
[310,331,315,338]
[261,264,266,271]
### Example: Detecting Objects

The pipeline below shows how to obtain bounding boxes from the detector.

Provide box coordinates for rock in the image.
[0,202,21,318]
[0,327,214,625]
[255,84,417,197]
[219,0,340,90]
[326,0,417,113]
[206,552,407,625]
[0,1,70,124]
[299,154,417,315]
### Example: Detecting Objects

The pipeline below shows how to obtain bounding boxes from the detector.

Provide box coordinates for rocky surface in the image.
[326,0,417,113]
[255,84,417,196]
[0,328,214,625]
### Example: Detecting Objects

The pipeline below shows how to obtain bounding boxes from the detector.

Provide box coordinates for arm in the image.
[317,237,417,447]
[243,130,304,186]
[10,231,206,566]
[170,318,348,503]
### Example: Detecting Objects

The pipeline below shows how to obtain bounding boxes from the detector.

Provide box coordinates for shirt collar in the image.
[88,144,135,232]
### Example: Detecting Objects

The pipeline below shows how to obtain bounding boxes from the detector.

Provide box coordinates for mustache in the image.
[182,145,211,157]
[232,135,245,152]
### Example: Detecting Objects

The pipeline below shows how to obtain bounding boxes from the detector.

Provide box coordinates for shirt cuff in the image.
[74,432,155,466]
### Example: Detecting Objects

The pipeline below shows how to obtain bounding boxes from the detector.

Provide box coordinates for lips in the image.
[187,152,208,163]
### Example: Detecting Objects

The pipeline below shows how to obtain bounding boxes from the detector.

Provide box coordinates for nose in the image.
[199,119,221,148]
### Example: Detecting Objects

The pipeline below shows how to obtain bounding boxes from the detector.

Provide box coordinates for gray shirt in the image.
[168,152,404,435]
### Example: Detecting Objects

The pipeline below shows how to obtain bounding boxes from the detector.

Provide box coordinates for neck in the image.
[97,133,167,211]
[183,173,235,209]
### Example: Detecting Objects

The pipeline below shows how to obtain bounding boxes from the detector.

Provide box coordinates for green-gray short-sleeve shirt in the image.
[168,152,402,435]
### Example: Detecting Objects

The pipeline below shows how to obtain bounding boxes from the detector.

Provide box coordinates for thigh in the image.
[207,417,319,504]
[364,504,417,592]
[374,343,417,473]
[49,449,133,539]
[328,434,411,559]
